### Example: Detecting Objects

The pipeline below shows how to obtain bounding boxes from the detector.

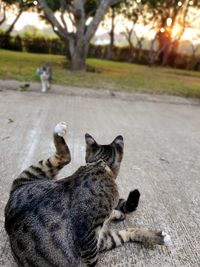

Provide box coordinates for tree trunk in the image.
[135,37,144,63]
[69,40,88,71]
[107,7,115,60]
[148,36,157,66]
[127,39,134,62]
[71,51,86,71]
[157,20,173,66]
[160,38,172,66]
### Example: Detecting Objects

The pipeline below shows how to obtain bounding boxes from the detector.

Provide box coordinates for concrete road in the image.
[0,82,200,267]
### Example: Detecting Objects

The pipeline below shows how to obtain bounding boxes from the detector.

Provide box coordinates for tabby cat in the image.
[4,122,171,267]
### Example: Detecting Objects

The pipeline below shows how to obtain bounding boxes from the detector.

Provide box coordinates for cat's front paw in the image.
[54,122,67,137]
[110,210,126,222]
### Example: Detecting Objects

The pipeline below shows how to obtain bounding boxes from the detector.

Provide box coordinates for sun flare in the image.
[171,24,197,41]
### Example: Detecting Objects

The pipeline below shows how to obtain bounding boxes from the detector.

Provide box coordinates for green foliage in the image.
[142,0,199,12]
[36,0,98,17]
[44,0,62,11]
[2,0,16,5]
[85,0,97,16]
[145,0,200,7]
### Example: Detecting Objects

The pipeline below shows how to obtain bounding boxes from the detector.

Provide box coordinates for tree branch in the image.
[123,24,133,44]
[60,12,68,31]
[85,0,115,42]
[109,0,122,5]
[5,8,22,35]
[0,4,6,26]
[73,0,85,40]
[59,0,68,31]
[172,0,190,42]
[68,12,75,30]
[37,0,71,41]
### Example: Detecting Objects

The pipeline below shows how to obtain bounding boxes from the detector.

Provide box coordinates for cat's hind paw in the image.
[54,122,67,137]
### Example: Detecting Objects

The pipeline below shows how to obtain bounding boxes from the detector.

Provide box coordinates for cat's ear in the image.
[85,133,98,146]
[111,135,124,149]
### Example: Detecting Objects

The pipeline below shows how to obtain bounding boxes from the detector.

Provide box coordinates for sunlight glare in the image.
[166,18,172,27]
[14,12,47,30]
[172,25,181,38]
[172,24,197,41]
[181,28,198,40]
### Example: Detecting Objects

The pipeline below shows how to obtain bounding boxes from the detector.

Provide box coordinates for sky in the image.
[8,11,48,31]
[4,10,200,44]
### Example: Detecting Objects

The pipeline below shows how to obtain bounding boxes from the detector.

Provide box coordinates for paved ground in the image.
[0,81,200,266]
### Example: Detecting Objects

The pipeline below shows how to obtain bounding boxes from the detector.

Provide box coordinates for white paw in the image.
[41,87,46,93]
[161,231,172,246]
[54,122,67,137]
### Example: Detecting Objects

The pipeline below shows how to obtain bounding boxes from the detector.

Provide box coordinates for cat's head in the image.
[85,133,124,177]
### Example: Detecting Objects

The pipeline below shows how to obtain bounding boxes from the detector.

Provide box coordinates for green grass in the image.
[1,49,200,98]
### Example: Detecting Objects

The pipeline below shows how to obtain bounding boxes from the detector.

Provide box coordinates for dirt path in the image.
[0,81,200,266]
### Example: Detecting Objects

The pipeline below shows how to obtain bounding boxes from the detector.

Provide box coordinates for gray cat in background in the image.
[4,122,171,267]
[37,63,52,93]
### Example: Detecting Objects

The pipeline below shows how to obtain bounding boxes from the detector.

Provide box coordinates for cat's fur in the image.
[4,122,171,267]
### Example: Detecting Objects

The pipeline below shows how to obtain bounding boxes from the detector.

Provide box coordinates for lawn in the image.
[1,49,200,98]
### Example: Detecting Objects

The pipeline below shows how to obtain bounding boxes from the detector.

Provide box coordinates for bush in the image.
[22,36,67,55]
[0,33,22,51]
[0,32,67,55]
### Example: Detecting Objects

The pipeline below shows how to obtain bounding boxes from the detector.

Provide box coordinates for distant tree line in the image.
[0,31,199,70]
[1,0,200,71]
[0,32,67,54]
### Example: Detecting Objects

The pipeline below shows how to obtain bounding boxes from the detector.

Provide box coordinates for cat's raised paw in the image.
[54,122,67,137]
[160,231,172,246]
